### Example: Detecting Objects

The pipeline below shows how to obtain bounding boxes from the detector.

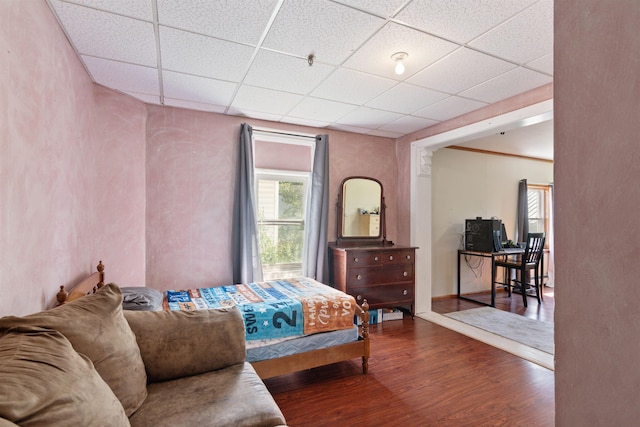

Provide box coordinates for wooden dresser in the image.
[328,245,416,315]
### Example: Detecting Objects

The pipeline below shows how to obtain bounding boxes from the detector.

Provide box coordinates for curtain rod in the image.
[252,126,317,140]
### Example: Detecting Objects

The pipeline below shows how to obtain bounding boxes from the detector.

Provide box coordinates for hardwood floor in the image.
[264,296,555,427]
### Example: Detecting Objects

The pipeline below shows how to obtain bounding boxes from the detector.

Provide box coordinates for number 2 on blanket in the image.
[273,311,297,329]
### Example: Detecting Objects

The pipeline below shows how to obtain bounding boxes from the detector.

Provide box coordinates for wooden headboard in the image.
[56,261,105,305]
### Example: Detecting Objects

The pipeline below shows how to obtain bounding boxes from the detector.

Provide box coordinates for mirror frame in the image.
[335,176,392,246]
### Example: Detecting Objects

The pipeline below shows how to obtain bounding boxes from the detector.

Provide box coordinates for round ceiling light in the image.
[391,52,408,75]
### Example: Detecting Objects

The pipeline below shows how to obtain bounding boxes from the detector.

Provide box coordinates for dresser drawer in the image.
[347,264,413,286]
[329,245,417,315]
[345,251,384,267]
[382,249,415,265]
[349,284,414,306]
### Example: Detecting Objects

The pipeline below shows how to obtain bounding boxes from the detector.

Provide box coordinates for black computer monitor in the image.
[500,223,508,242]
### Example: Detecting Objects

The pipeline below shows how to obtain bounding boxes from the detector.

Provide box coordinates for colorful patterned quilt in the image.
[164,278,356,341]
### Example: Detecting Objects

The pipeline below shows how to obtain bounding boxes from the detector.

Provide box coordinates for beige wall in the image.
[431,148,553,298]
[555,1,640,424]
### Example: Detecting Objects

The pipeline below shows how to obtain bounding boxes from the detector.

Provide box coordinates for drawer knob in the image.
[403,271,408,277]
[403,289,408,296]
[389,255,394,261]
[374,256,379,261]
[354,257,359,263]
[406,255,411,260]
[356,295,362,301]
[356,274,362,280]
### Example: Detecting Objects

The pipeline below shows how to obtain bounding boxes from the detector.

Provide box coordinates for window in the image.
[527,184,551,246]
[256,171,309,280]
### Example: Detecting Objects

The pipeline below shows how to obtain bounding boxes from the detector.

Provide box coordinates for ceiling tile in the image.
[343,22,458,81]
[527,53,553,75]
[47,0,554,139]
[366,83,449,114]
[287,98,357,123]
[311,68,397,105]
[160,27,255,81]
[162,71,237,106]
[281,117,331,129]
[459,67,552,104]
[407,47,517,94]
[336,106,404,129]
[163,98,227,114]
[395,0,537,44]
[50,0,156,66]
[379,115,439,133]
[332,0,409,18]
[61,0,152,20]
[469,0,553,64]
[413,96,487,121]
[230,85,304,116]
[244,49,336,94]
[262,0,385,65]
[156,0,280,45]
[82,56,159,95]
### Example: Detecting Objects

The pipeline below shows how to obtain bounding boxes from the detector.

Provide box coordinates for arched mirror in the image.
[336,176,391,246]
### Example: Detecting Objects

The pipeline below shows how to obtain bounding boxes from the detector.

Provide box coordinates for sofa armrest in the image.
[124,308,245,383]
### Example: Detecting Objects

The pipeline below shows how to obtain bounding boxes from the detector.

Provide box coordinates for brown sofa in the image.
[0,284,287,427]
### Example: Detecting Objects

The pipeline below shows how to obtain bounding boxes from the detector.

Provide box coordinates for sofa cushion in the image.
[128,362,286,427]
[0,284,147,416]
[0,326,130,427]
[124,308,245,383]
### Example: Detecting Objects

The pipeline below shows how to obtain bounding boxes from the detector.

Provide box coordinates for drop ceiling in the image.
[47,0,553,140]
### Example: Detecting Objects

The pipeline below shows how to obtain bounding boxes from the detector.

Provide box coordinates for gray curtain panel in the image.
[515,179,528,243]
[232,123,263,284]
[304,134,330,282]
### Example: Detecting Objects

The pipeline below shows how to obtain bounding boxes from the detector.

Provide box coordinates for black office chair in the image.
[493,233,546,307]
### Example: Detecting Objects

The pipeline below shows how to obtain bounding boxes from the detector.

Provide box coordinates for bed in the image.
[56,261,370,379]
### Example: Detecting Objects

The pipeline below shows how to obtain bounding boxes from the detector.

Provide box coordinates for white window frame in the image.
[255,169,310,280]
[252,128,316,280]
[527,183,551,248]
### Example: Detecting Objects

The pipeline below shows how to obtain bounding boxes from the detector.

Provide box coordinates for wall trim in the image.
[446,145,554,163]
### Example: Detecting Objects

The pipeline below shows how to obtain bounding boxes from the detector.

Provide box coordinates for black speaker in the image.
[465,218,502,252]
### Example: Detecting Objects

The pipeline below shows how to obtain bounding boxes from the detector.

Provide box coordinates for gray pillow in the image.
[121,287,164,311]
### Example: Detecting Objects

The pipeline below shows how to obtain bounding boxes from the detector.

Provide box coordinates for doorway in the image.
[409,100,554,369]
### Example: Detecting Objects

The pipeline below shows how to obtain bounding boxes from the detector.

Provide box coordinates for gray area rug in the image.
[444,307,554,354]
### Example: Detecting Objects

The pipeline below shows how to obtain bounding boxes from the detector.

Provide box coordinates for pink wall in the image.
[555,2,640,424]
[0,1,398,312]
[145,106,397,291]
[0,0,146,316]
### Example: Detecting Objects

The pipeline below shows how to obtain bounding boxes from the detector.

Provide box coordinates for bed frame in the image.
[56,261,371,379]
[56,261,105,305]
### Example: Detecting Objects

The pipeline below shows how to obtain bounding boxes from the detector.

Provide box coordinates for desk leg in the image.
[490,254,496,307]
[457,251,461,298]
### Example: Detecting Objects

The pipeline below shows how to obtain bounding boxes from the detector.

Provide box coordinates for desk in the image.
[457,249,524,307]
